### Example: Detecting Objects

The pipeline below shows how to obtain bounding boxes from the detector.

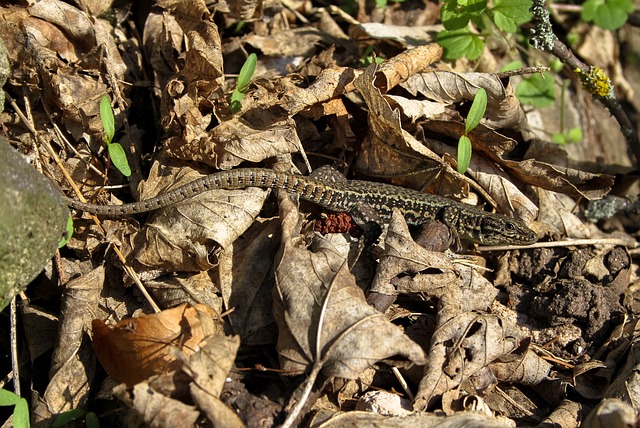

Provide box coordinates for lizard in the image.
[64,167,537,246]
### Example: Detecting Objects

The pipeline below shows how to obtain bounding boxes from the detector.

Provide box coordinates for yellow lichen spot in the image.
[577,66,613,98]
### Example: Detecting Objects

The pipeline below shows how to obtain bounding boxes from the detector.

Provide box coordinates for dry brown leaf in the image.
[414,312,519,410]
[219,219,279,346]
[536,189,590,240]
[273,194,427,378]
[246,27,337,57]
[114,381,200,428]
[489,339,552,385]
[402,71,527,130]
[370,212,500,309]
[177,335,244,427]
[165,117,301,169]
[309,410,514,427]
[355,62,450,185]
[373,44,443,93]
[92,303,223,387]
[351,23,443,48]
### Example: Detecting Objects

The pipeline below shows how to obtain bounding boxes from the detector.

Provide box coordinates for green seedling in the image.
[54,408,100,428]
[0,389,30,428]
[552,127,583,145]
[99,95,131,177]
[230,53,257,113]
[457,87,487,174]
[581,0,633,30]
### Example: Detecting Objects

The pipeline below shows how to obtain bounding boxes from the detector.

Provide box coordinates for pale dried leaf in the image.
[402,71,527,130]
[385,95,447,122]
[181,335,240,398]
[309,410,513,427]
[353,23,443,48]
[490,341,552,385]
[414,312,519,410]
[165,118,301,169]
[117,382,200,428]
[536,189,590,240]
[273,195,427,378]
[246,27,336,57]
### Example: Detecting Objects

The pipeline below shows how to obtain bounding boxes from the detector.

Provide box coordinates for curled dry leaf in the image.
[165,117,302,169]
[354,62,447,181]
[371,211,499,311]
[414,312,519,411]
[489,339,552,385]
[114,381,200,428]
[92,303,223,387]
[402,71,527,130]
[273,194,427,378]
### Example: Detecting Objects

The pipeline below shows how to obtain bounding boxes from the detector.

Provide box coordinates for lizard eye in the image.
[505,222,515,231]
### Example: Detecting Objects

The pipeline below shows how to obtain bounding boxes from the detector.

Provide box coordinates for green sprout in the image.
[230,53,257,113]
[99,95,131,177]
[54,408,100,428]
[0,389,30,428]
[457,87,487,174]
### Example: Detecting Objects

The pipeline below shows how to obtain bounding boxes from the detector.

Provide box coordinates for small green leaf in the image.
[236,53,257,93]
[515,72,555,108]
[441,0,487,30]
[437,28,484,60]
[99,95,115,144]
[0,389,20,406]
[581,0,632,30]
[491,0,532,33]
[568,127,583,142]
[13,398,29,428]
[85,412,100,428]
[107,142,131,177]
[457,135,473,174]
[54,409,87,427]
[375,0,387,7]
[466,88,487,133]
[552,133,567,145]
[58,216,74,248]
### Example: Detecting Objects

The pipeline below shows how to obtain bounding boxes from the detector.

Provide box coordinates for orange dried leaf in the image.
[92,303,222,386]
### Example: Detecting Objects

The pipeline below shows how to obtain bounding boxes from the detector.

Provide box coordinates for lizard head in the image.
[474,214,537,245]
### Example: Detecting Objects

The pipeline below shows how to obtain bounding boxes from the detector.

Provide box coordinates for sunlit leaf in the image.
[99,95,114,144]
[107,142,131,177]
[457,135,473,174]
[466,87,487,133]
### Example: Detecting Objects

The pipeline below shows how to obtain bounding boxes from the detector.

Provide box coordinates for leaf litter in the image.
[1,0,639,427]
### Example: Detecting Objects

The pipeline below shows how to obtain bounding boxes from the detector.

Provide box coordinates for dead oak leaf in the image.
[273,194,427,379]
[92,303,223,387]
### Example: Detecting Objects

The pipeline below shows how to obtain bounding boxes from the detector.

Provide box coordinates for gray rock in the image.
[0,140,69,311]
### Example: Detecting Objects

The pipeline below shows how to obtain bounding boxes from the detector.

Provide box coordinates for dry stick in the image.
[529,0,640,163]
